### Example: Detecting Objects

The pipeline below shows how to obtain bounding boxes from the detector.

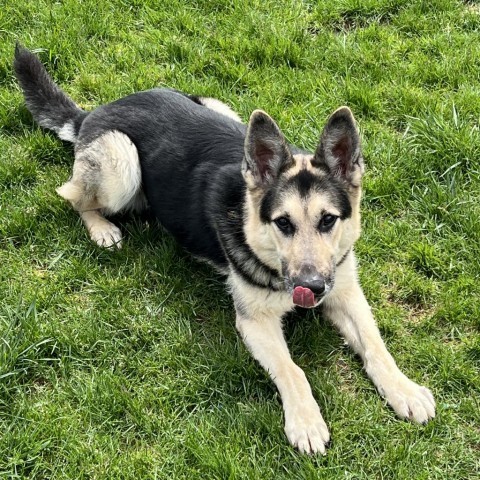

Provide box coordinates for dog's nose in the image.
[293,276,325,295]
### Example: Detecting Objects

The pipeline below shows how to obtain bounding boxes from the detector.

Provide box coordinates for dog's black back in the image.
[78,90,248,267]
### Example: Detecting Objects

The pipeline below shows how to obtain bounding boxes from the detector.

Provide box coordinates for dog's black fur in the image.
[14,45,304,288]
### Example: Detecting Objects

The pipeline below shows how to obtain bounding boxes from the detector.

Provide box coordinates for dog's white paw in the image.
[381,374,435,424]
[89,222,123,248]
[284,402,330,455]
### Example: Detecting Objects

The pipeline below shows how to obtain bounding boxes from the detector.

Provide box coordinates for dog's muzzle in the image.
[291,275,327,308]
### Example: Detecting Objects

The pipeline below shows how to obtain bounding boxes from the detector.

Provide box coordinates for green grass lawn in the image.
[1,0,479,478]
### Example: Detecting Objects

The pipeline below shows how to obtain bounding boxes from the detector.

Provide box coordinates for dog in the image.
[14,45,435,454]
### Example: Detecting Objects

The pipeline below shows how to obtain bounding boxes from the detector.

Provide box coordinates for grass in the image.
[1,0,479,478]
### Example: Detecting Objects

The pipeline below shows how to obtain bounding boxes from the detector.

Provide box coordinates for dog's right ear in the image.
[242,110,293,189]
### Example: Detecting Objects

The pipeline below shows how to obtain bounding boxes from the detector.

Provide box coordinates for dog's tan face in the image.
[242,108,363,307]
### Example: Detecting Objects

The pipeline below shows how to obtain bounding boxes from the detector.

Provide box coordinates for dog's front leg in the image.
[323,252,435,423]
[230,274,329,454]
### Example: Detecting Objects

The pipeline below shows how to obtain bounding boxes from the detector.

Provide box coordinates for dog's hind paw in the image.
[382,374,436,424]
[284,402,330,455]
[89,222,123,248]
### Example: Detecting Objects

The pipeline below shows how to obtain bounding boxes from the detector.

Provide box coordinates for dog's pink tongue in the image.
[293,286,315,308]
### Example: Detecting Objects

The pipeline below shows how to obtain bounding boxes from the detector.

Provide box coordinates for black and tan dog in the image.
[14,45,435,454]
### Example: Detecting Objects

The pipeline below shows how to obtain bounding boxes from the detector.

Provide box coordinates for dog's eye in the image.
[318,214,338,232]
[274,216,294,235]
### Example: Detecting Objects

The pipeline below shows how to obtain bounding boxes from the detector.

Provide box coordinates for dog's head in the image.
[242,107,364,308]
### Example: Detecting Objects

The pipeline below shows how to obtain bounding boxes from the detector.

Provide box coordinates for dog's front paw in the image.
[381,374,435,424]
[284,402,330,455]
[89,222,123,248]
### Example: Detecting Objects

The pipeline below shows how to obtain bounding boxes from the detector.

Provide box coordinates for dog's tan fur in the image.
[57,106,435,455]
[56,130,145,247]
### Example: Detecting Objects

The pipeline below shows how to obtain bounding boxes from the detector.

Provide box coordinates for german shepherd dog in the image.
[14,46,435,454]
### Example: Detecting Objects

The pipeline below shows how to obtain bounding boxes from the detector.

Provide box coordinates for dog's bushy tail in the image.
[13,44,87,143]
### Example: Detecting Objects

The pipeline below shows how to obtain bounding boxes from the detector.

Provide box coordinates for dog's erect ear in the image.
[313,107,364,186]
[243,110,293,189]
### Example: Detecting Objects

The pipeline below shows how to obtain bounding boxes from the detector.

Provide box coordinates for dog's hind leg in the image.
[57,130,144,248]
[198,97,242,123]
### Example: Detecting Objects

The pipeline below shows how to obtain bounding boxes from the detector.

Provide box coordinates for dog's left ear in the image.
[313,107,364,186]
[243,110,294,189]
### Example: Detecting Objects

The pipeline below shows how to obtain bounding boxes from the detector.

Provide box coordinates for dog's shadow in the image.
[119,211,340,326]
